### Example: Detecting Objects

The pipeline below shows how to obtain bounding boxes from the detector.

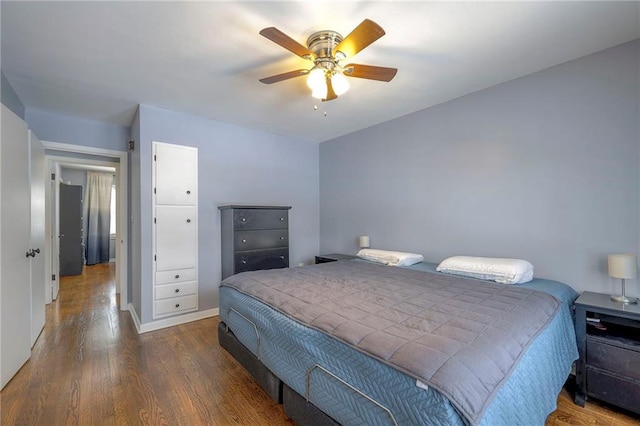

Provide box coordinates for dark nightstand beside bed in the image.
[574,291,640,415]
[314,253,357,264]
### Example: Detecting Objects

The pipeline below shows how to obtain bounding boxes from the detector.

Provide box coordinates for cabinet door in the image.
[155,206,197,271]
[154,142,197,205]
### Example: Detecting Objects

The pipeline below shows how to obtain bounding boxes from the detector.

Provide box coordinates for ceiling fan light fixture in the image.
[331,71,349,96]
[311,84,328,100]
[259,20,397,101]
[307,67,325,90]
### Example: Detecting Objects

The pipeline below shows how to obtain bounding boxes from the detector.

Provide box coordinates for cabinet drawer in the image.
[587,339,640,381]
[235,248,288,273]
[155,294,197,316]
[155,268,197,285]
[587,368,640,414]
[233,209,288,230]
[234,229,288,251]
[155,281,197,300]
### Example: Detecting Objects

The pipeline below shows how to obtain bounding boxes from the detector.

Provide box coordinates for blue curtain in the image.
[85,172,112,265]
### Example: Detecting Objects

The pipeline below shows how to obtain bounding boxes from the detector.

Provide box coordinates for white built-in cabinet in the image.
[152,141,198,319]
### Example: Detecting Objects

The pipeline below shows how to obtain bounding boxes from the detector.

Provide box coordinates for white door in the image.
[1,105,32,389]
[155,205,198,271]
[154,142,198,205]
[29,130,45,347]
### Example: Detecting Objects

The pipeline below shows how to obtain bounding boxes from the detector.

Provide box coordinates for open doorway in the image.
[58,165,116,276]
[43,141,128,310]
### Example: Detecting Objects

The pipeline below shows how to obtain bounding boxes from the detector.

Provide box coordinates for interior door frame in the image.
[29,130,46,347]
[43,141,129,310]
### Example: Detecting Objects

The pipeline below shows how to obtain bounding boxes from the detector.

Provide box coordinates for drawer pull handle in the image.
[280,236,284,240]
[175,274,180,279]
[279,217,284,221]
[241,217,246,222]
[175,289,180,293]
[186,190,191,194]
[186,219,191,223]
[242,260,247,264]
[175,303,180,308]
[280,256,285,260]
[242,239,247,243]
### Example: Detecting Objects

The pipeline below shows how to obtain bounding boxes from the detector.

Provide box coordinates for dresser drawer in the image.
[155,268,197,285]
[233,209,288,230]
[155,281,197,300]
[234,229,288,251]
[587,338,640,381]
[587,368,640,414]
[235,248,288,273]
[155,294,197,316]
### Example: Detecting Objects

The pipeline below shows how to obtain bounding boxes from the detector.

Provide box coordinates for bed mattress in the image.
[219,260,578,425]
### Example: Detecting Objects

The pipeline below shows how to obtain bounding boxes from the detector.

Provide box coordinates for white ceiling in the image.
[2,1,638,143]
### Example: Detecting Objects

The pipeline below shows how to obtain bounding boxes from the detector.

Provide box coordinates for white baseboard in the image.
[128,303,142,333]
[127,304,219,334]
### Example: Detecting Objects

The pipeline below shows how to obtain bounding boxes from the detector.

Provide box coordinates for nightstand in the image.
[314,253,357,264]
[574,291,640,414]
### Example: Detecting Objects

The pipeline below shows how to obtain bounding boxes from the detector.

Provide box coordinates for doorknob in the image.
[58,234,65,238]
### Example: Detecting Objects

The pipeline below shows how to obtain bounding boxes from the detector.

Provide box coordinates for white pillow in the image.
[436,256,534,284]
[357,249,424,266]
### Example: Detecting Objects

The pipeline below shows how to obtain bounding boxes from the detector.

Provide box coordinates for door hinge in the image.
[154,187,156,194]
[52,274,56,281]
[51,173,56,180]
[154,255,157,261]
[154,217,156,224]
[154,154,156,161]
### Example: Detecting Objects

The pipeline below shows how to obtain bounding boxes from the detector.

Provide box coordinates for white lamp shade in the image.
[358,235,370,248]
[331,72,350,96]
[608,254,637,279]
[311,85,328,99]
[307,68,325,90]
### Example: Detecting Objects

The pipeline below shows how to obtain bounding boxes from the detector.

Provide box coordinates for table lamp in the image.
[358,236,370,249]
[608,254,638,304]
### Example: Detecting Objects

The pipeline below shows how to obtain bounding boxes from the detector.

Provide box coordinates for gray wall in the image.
[320,40,640,298]
[1,71,25,119]
[26,108,129,151]
[60,167,87,188]
[133,104,320,324]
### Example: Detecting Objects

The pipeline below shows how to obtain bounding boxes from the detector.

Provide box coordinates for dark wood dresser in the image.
[219,205,291,280]
[574,291,640,415]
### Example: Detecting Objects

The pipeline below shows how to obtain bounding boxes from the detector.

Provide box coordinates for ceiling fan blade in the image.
[343,64,397,82]
[259,69,309,84]
[333,19,385,59]
[322,77,338,102]
[259,27,315,60]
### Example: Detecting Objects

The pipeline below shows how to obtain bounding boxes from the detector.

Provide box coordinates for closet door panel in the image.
[155,206,197,271]
[154,143,197,205]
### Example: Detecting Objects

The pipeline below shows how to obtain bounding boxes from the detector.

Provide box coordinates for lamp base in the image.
[610,294,638,304]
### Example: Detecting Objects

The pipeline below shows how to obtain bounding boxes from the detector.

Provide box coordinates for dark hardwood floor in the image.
[1,263,638,425]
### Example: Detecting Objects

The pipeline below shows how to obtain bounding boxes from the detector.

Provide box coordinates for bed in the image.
[218,259,578,426]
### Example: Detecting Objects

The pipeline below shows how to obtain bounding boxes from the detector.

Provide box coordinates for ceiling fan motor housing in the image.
[307,31,344,65]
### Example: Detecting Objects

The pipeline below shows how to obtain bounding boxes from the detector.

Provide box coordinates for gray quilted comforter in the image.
[220,260,560,424]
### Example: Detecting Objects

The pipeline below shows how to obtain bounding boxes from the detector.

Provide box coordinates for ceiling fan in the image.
[259,19,398,102]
